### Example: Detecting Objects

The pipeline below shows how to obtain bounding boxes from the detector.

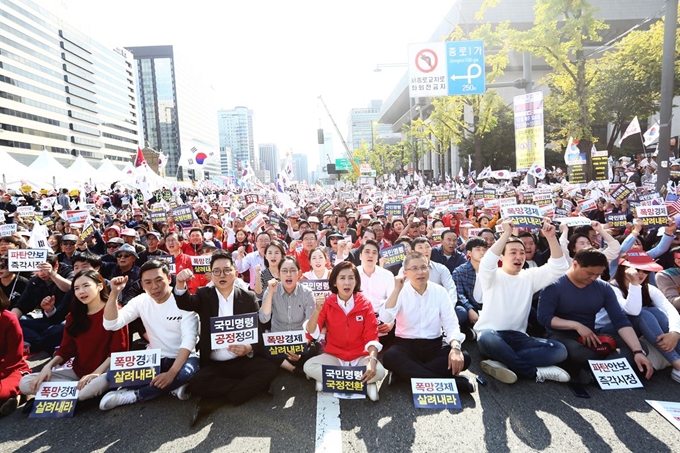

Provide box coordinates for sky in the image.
[35,0,459,170]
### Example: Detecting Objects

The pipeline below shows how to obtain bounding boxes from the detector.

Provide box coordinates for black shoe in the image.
[387,371,399,386]
[190,397,202,428]
[267,381,276,397]
[21,397,34,415]
[1,396,19,415]
[455,376,475,394]
[292,366,306,379]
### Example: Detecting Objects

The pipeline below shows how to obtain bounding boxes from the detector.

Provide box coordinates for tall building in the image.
[217,107,255,174]
[126,45,220,179]
[292,153,308,183]
[259,143,279,181]
[347,100,392,150]
[0,0,139,168]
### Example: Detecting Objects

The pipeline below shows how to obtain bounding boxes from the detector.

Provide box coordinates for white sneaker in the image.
[315,381,323,392]
[481,360,517,384]
[366,383,379,402]
[171,384,191,401]
[671,369,680,384]
[99,389,138,411]
[536,366,571,383]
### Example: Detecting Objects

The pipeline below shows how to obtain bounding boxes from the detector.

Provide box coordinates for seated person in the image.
[174,251,278,426]
[0,290,30,415]
[19,271,128,402]
[538,249,654,383]
[260,257,317,375]
[452,238,488,331]
[99,260,200,410]
[381,252,474,393]
[475,219,571,384]
[304,261,385,401]
[0,254,28,306]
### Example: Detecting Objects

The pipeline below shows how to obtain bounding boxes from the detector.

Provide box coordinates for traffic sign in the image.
[408,42,447,98]
[335,158,351,172]
[446,41,485,95]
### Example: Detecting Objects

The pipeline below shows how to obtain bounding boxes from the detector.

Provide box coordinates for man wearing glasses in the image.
[380,252,474,393]
[110,244,141,305]
[102,237,124,264]
[288,230,317,273]
[235,232,271,291]
[57,234,79,267]
[174,250,277,427]
[164,232,196,293]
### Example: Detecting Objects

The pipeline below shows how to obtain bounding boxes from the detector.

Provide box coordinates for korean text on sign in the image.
[190,256,211,275]
[636,205,668,227]
[299,279,331,299]
[500,205,543,229]
[263,330,308,357]
[411,378,461,409]
[589,358,644,390]
[30,382,79,418]
[383,202,403,218]
[171,205,194,223]
[380,244,407,268]
[321,365,366,395]
[8,248,48,272]
[108,349,161,387]
[210,313,258,349]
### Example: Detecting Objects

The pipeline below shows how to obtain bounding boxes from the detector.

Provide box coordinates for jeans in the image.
[131,357,199,402]
[20,317,64,354]
[629,307,680,365]
[455,306,469,325]
[477,330,568,379]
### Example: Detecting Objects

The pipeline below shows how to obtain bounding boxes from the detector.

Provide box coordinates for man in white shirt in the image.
[357,239,395,346]
[475,218,571,385]
[174,250,278,427]
[99,259,200,410]
[235,232,270,290]
[403,237,458,303]
[381,252,474,393]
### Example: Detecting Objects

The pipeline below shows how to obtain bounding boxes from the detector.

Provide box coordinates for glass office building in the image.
[127,45,220,179]
[0,0,139,168]
[217,107,255,175]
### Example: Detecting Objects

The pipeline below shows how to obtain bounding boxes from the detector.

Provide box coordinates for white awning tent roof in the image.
[94,159,126,185]
[65,155,99,184]
[0,149,31,189]
[26,150,70,189]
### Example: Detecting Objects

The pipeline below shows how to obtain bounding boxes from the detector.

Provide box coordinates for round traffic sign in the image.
[415,49,438,73]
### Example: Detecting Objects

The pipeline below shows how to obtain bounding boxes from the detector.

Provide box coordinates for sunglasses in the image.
[63,241,76,246]
[107,244,121,249]
[0,263,7,269]
[117,253,134,259]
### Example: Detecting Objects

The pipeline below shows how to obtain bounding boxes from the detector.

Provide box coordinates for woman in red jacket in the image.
[303,261,385,401]
[0,290,30,415]
[19,271,128,402]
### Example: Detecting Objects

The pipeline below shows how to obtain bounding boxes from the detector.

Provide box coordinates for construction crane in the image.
[317,95,360,177]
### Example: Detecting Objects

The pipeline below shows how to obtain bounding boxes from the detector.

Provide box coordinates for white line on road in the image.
[315,392,342,453]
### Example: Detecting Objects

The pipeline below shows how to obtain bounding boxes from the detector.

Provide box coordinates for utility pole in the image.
[656,0,678,191]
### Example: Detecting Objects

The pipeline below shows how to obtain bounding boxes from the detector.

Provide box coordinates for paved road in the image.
[2,345,679,453]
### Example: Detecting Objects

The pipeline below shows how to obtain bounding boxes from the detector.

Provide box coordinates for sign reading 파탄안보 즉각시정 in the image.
[210,313,258,349]
[262,330,308,357]
[8,248,48,272]
[322,365,366,395]
[30,382,78,418]
[411,378,461,409]
[589,358,644,390]
[108,349,162,387]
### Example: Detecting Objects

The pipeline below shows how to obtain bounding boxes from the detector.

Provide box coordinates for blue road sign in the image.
[446,40,485,95]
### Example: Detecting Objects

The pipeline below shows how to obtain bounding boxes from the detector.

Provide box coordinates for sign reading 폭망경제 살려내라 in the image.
[30,382,78,418]
[411,378,461,409]
[262,330,308,357]
[108,349,161,387]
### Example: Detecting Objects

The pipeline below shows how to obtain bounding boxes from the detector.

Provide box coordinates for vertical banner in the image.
[514,91,545,171]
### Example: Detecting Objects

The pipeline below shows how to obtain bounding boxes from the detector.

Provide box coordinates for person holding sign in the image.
[260,257,316,375]
[0,290,30,415]
[174,251,277,426]
[475,219,571,385]
[99,260,200,411]
[601,255,680,383]
[381,252,473,393]
[19,271,129,402]
[303,261,385,401]
[559,221,621,269]
[538,249,654,384]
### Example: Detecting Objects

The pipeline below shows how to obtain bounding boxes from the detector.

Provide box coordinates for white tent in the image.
[94,159,125,185]
[0,149,30,189]
[26,150,69,189]
[65,155,99,185]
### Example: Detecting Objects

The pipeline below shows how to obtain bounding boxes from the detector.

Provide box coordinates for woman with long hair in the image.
[0,290,30,415]
[254,241,285,299]
[19,271,129,401]
[302,247,331,280]
[600,256,680,384]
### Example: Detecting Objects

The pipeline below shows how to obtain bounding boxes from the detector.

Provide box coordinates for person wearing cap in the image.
[347,211,358,230]
[58,234,80,267]
[656,246,680,311]
[202,225,223,250]
[357,214,372,237]
[120,228,147,264]
[102,237,124,264]
[110,244,141,306]
[207,215,224,243]
[598,252,680,383]
[145,231,169,258]
[324,231,344,266]
[538,249,654,384]
[104,225,121,242]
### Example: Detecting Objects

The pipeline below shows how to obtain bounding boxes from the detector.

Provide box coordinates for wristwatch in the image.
[451,342,462,351]
[633,350,647,356]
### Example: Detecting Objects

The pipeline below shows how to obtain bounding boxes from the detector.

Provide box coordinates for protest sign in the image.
[380,244,407,268]
[577,198,598,213]
[384,202,403,218]
[190,255,211,275]
[321,365,366,395]
[262,330,308,357]
[646,400,680,432]
[636,205,668,227]
[30,382,78,418]
[357,204,373,215]
[0,223,17,236]
[499,197,517,207]
[611,184,633,201]
[153,255,176,273]
[245,193,260,205]
[65,210,88,224]
[108,349,161,387]
[555,216,592,227]
[411,378,461,409]
[149,206,168,223]
[605,213,627,229]
[553,207,568,219]
[210,313,258,349]
[300,279,331,299]
[589,358,643,390]
[79,217,96,242]
[533,193,553,207]
[318,199,332,214]
[500,205,542,229]
[17,206,35,218]
[8,248,47,272]
[431,227,446,244]
[450,203,465,214]
[171,205,193,223]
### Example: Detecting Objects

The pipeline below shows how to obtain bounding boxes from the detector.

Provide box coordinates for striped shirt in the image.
[260,283,315,332]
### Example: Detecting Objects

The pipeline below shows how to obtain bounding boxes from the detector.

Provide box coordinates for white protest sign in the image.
[646,400,680,432]
[65,210,89,224]
[589,358,643,390]
[555,216,592,227]
[0,211,4,223]
[17,206,35,217]
[0,223,17,236]
[8,248,48,272]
